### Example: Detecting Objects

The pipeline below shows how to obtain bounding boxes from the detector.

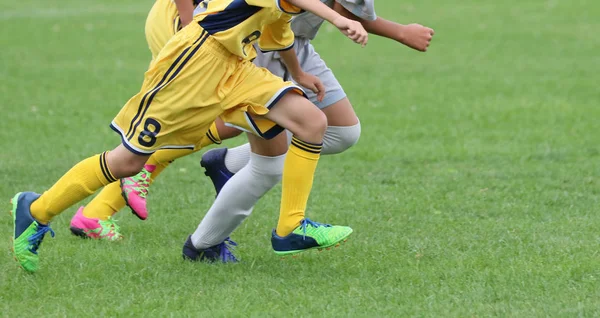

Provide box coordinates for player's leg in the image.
[257,57,354,254]
[11,144,149,271]
[183,131,288,262]
[192,65,353,257]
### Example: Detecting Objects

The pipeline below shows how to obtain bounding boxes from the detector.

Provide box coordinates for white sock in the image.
[191,152,285,249]
[224,143,251,173]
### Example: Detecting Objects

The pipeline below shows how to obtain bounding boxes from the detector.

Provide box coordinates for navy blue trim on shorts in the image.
[266,86,307,109]
[160,145,195,150]
[245,114,284,140]
[247,86,307,140]
[111,123,194,155]
[110,123,154,155]
[258,42,294,53]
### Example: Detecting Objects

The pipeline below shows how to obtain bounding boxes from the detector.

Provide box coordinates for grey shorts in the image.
[253,38,346,109]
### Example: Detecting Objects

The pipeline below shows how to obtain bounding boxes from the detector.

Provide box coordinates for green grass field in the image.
[1,0,600,316]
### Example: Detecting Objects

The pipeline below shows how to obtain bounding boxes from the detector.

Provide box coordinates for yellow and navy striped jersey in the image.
[194,0,304,60]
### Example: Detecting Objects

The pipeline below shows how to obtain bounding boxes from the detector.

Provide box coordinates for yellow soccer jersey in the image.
[195,0,303,59]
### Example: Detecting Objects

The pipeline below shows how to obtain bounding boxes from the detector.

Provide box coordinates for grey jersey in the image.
[291,0,377,40]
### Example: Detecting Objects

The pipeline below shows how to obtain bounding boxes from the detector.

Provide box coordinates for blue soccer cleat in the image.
[182,236,238,263]
[200,148,234,196]
[10,192,55,273]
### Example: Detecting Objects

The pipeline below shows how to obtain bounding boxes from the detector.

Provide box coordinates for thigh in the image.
[220,62,307,140]
[320,97,359,126]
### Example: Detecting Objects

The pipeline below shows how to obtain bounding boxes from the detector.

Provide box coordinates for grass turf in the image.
[1,0,600,316]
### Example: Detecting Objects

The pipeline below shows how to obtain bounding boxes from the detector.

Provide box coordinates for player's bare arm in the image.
[333,1,434,52]
[286,0,368,47]
[174,0,195,27]
[279,48,326,102]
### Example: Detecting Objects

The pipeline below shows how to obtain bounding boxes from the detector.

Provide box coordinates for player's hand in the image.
[399,24,434,52]
[332,16,368,47]
[293,72,325,102]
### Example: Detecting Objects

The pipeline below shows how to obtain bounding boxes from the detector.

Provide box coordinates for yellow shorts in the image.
[145,0,180,60]
[111,23,305,155]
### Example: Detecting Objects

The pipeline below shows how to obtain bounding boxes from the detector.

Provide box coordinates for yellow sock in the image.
[198,122,222,148]
[83,181,123,220]
[276,137,322,236]
[82,149,190,220]
[31,152,117,224]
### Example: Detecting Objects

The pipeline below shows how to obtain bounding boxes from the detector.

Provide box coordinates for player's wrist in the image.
[395,24,408,43]
[331,15,348,29]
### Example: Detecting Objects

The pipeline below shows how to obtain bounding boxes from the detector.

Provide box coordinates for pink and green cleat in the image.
[69,207,123,241]
[120,164,155,220]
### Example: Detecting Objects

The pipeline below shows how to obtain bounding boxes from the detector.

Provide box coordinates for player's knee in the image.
[106,145,149,178]
[112,157,146,178]
[322,121,362,155]
[120,159,146,178]
[296,108,328,140]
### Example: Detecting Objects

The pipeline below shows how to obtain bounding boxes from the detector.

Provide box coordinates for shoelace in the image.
[99,217,121,235]
[28,225,55,254]
[300,218,332,239]
[128,170,150,198]
[219,238,238,263]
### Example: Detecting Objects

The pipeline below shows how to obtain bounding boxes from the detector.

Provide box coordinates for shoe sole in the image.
[70,226,123,242]
[120,179,147,221]
[69,226,92,239]
[275,229,354,257]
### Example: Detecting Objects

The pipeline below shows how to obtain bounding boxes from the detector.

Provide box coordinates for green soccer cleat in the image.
[10,192,55,273]
[271,218,353,256]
